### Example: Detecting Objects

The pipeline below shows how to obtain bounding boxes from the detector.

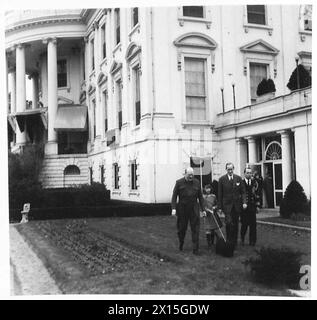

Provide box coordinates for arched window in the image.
[64,165,80,175]
[265,142,282,160]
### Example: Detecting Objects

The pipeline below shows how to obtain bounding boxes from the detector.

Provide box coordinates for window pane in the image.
[184,58,206,121]
[115,9,120,44]
[250,63,268,101]
[247,5,266,25]
[183,6,204,18]
[57,60,67,87]
[186,97,206,121]
[133,7,138,26]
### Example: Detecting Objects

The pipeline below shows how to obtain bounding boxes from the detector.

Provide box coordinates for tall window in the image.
[184,57,207,121]
[132,7,139,27]
[113,163,119,189]
[183,6,204,18]
[92,99,96,138]
[101,24,106,59]
[90,38,95,71]
[134,67,141,126]
[303,5,312,31]
[100,165,105,185]
[249,62,268,103]
[57,59,67,87]
[247,5,266,25]
[115,8,120,45]
[103,91,108,133]
[116,80,122,130]
[130,160,138,190]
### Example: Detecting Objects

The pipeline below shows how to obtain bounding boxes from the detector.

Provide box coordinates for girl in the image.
[202,184,218,249]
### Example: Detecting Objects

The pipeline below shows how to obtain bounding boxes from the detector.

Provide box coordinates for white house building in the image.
[5,5,312,208]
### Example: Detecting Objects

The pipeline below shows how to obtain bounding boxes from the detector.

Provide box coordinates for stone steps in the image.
[39,155,89,188]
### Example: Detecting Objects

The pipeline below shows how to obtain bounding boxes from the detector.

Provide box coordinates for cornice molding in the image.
[5,15,85,34]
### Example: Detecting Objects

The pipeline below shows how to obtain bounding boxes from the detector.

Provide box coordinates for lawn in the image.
[13,215,311,296]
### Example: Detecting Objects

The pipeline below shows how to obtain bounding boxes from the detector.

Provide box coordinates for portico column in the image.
[45,37,58,154]
[15,43,27,145]
[30,73,39,109]
[9,69,16,114]
[278,130,292,191]
[245,136,257,164]
[236,138,248,176]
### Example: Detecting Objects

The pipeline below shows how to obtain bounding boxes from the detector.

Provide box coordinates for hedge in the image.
[9,202,171,223]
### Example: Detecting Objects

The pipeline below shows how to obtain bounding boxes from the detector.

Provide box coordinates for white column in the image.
[46,37,58,154]
[236,138,248,176]
[5,53,9,113]
[278,130,292,191]
[245,136,257,164]
[9,69,16,114]
[15,43,27,145]
[31,73,39,109]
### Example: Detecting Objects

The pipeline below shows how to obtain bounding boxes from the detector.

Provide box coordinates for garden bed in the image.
[12,215,311,295]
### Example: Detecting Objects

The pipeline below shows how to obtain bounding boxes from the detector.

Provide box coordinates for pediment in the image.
[240,39,279,55]
[173,32,217,50]
[125,42,141,61]
[97,72,107,86]
[110,60,122,74]
[58,96,74,104]
[88,84,95,95]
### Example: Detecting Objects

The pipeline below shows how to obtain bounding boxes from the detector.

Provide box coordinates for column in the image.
[46,37,58,154]
[245,136,257,164]
[236,138,248,176]
[5,52,9,113]
[15,43,27,145]
[9,69,16,114]
[31,73,39,109]
[278,130,292,191]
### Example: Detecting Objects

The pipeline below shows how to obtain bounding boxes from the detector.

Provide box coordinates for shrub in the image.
[287,64,311,91]
[256,78,276,96]
[280,180,308,218]
[8,145,44,209]
[243,246,302,288]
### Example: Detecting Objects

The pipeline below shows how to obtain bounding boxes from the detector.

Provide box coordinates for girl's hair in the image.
[203,184,214,194]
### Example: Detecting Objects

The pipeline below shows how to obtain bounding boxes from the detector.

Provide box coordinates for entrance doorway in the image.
[263,141,283,208]
[263,162,283,208]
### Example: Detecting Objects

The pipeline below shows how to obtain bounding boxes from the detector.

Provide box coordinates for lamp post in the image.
[232,82,236,110]
[295,56,300,90]
[220,86,225,113]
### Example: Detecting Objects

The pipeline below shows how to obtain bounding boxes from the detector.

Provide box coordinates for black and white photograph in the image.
[0,0,313,300]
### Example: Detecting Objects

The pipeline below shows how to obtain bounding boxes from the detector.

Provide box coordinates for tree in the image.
[280,180,308,218]
[256,78,276,96]
[287,64,311,91]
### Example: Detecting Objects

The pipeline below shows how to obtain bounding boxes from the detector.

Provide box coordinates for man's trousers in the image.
[225,207,240,247]
[177,203,200,251]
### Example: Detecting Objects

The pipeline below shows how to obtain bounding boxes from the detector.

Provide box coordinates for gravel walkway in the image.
[10,224,62,296]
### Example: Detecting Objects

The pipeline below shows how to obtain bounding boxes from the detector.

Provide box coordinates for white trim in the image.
[247,59,272,104]
[177,6,212,29]
[243,5,273,35]
[180,53,212,124]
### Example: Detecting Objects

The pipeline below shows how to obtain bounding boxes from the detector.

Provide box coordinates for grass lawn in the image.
[13,215,310,296]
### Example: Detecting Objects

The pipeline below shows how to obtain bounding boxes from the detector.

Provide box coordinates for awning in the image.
[14,108,47,132]
[54,105,88,132]
[7,115,16,133]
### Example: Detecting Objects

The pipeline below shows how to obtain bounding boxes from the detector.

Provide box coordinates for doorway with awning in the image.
[54,104,88,154]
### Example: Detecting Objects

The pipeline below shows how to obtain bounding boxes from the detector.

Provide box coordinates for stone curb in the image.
[257,220,311,232]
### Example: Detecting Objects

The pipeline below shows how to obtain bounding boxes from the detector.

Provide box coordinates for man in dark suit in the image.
[218,163,247,248]
[171,167,206,255]
[240,167,258,246]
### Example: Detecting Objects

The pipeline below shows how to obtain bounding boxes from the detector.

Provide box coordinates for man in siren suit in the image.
[171,167,206,255]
